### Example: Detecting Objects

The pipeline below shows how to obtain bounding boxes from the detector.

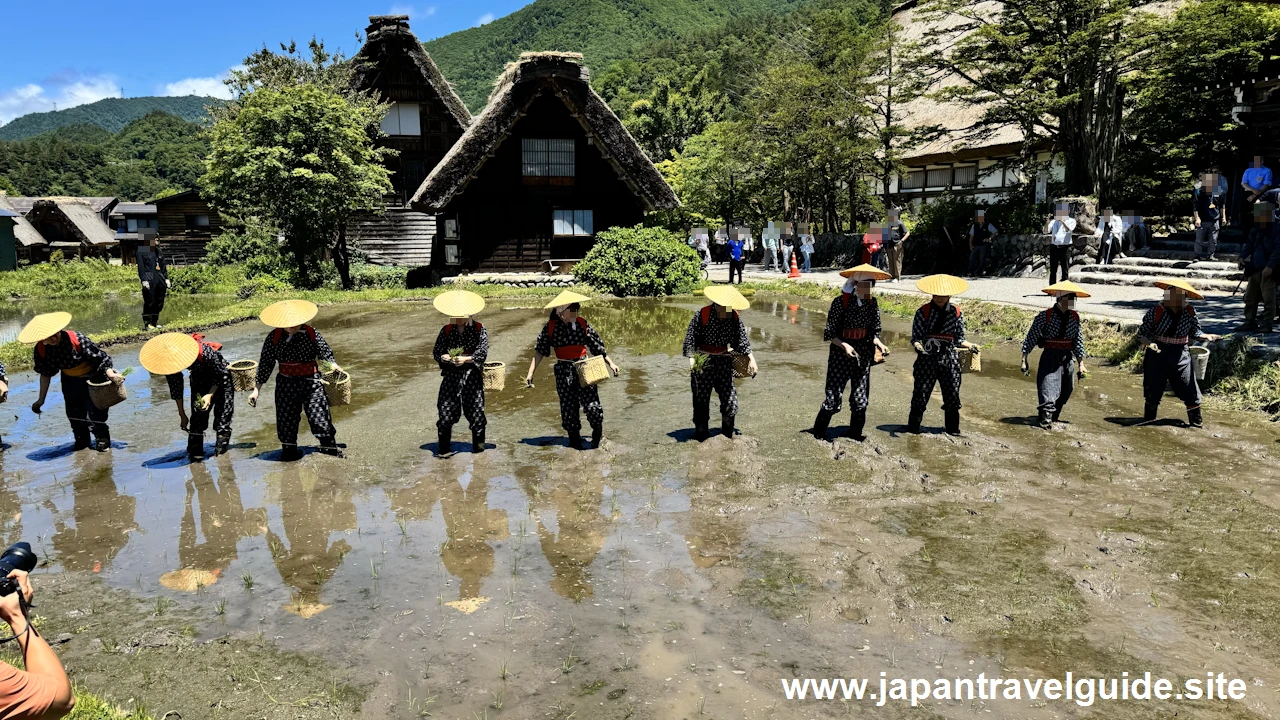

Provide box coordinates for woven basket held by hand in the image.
[483,362,506,392]
[574,355,610,388]
[88,376,127,410]
[229,360,258,391]
[321,369,352,406]
[731,352,755,379]
[957,347,982,374]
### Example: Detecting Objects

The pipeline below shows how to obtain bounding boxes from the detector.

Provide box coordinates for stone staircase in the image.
[1139,229,1243,262]
[1072,257,1242,292]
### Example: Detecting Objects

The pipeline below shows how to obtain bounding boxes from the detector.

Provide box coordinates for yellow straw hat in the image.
[17,311,72,344]
[838,263,892,281]
[543,290,591,310]
[916,274,969,296]
[433,290,485,317]
[139,333,200,375]
[702,285,751,311]
[1041,280,1092,299]
[1153,278,1204,301]
[260,299,318,328]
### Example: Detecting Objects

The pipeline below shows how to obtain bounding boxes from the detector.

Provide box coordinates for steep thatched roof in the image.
[353,15,472,130]
[411,52,679,213]
[0,195,44,247]
[32,199,117,246]
[5,196,117,215]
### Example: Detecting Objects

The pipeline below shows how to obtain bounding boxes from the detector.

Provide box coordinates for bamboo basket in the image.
[321,369,352,406]
[229,360,258,391]
[87,376,127,410]
[574,355,610,388]
[731,352,755,379]
[482,362,506,392]
[957,347,982,374]
[871,347,885,366]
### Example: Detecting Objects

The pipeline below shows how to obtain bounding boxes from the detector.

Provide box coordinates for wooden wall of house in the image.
[371,53,467,206]
[440,91,646,272]
[156,196,224,241]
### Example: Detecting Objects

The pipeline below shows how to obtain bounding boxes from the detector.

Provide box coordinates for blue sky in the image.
[0,0,529,125]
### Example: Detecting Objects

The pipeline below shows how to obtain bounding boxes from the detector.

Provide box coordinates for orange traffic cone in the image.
[787,249,801,278]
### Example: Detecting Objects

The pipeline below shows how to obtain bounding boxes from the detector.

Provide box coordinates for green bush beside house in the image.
[574,225,703,297]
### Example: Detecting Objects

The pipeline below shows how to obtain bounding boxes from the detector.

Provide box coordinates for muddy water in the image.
[1,296,1279,719]
[0,293,243,343]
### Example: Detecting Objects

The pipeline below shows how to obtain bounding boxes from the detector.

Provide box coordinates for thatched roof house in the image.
[411,52,678,271]
[25,198,118,259]
[0,195,47,250]
[6,196,117,219]
[348,15,473,268]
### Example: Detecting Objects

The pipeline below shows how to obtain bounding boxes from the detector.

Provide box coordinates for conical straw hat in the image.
[1041,280,1092,298]
[18,312,71,344]
[839,263,892,281]
[260,299,318,328]
[702,285,750,311]
[916,274,969,296]
[433,290,485,317]
[139,333,200,375]
[543,290,591,309]
[1153,278,1203,300]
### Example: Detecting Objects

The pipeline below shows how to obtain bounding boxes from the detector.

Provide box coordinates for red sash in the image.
[549,317,589,361]
[273,325,319,376]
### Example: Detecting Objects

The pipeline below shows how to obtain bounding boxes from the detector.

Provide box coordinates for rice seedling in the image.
[561,648,578,673]
[370,559,379,580]
[214,599,227,616]
[397,518,409,537]
[690,352,710,375]
[490,682,506,710]
[241,571,254,590]
[118,366,134,377]
[153,596,171,617]
[447,346,465,361]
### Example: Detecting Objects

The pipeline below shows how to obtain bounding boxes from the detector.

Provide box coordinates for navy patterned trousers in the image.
[274,376,335,445]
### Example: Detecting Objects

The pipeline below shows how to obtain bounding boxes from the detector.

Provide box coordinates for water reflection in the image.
[0,458,23,550]
[0,294,242,344]
[526,469,608,601]
[51,456,135,572]
[170,462,260,587]
[267,465,355,616]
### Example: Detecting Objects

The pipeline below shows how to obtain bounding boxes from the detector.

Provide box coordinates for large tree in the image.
[202,40,391,288]
[911,0,1156,201]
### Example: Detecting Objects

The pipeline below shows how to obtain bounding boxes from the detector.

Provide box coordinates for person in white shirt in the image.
[799,225,815,272]
[693,228,711,264]
[1093,207,1125,265]
[1044,203,1076,284]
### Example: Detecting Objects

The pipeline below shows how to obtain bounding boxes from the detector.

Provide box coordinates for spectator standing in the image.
[1122,210,1150,255]
[883,209,910,283]
[0,569,76,718]
[780,224,796,272]
[137,236,170,329]
[728,229,747,284]
[1237,199,1280,333]
[1193,169,1228,260]
[967,210,997,277]
[693,228,712,265]
[799,223,815,273]
[1240,155,1273,229]
[762,223,780,271]
[1093,207,1125,265]
[1045,203,1076,284]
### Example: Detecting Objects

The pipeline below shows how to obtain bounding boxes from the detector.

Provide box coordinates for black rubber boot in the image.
[472,429,485,453]
[318,436,345,458]
[214,433,231,456]
[721,413,735,439]
[280,444,301,462]
[1187,406,1203,428]
[591,425,603,449]
[944,409,961,436]
[845,410,866,441]
[437,427,452,456]
[1037,410,1053,429]
[693,423,710,442]
[568,431,584,450]
[906,410,923,434]
[1051,409,1062,423]
[72,426,92,451]
[93,427,111,452]
[812,409,833,440]
[1143,402,1158,423]
[187,432,206,460]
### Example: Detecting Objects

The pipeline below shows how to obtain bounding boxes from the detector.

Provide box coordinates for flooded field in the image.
[0,295,1278,719]
[0,293,243,343]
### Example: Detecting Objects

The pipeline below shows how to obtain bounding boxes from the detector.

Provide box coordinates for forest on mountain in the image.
[0,111,208,200]
[0,95,217,141]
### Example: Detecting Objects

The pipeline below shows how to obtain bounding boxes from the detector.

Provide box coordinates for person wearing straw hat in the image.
[813,264,892,441]
[23,312,120,451]
[140,332,234,460]
[526,290,619,450]
[250,300,344,460]
[431,290,490,455]
[908,275,978,435]
[1135,279,1219,427]
[1021,281,1089,428]
[683,285,756,441]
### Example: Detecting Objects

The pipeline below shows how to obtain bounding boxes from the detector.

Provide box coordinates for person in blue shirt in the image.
[1240,155,1273,230]
[1193,169,1229,260]
[727,228,746,284]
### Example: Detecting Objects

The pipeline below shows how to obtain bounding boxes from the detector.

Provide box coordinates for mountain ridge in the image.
[0,95,219,141]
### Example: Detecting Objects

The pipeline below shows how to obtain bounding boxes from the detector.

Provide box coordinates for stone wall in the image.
[443,272,579,288]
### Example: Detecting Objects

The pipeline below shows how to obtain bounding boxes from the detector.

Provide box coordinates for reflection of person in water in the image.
[266,465,356,608]
[530,473,608,601]
[50,456,135,572]
[0,457,22,551]
[391,472,508,600]
[176,462,259,578]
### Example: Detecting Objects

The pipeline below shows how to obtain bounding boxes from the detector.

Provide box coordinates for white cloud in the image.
[161,76,234,99]
[475,12,495,25]
[389,4,436,20]
[0,75,122,125]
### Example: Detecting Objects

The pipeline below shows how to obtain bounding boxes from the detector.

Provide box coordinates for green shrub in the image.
[168,264,218,294]
[0,258,138,298]
[573,225,702,297]
[236,274,292,299]
[345,263,407,290]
